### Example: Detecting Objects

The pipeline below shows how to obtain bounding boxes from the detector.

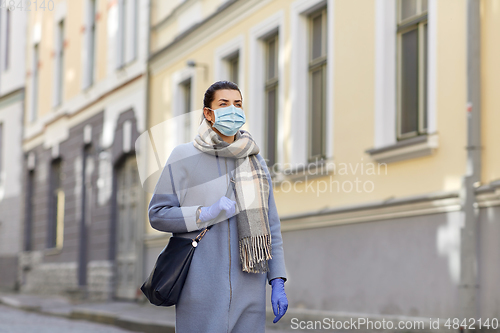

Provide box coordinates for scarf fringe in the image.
[239,234,273,273]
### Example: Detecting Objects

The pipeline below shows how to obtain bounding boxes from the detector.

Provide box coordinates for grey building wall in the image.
[20,108,141,301]
[282,211,463,319]
[478,205,500,319]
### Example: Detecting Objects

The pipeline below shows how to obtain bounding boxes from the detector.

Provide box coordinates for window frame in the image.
[55,19,65,107]
[88,0,96,86]
[396,0,428,140]
[5,8,10,70]
[214,35,245,95]
[264,33,279,169]
[180,77,193,143]
[31,43,39,123]
[226,52,240,85]
[47,158,64,250]
[307,7,328,163]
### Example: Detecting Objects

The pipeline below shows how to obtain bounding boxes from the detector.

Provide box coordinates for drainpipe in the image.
[459,0,481,330]
[141,0,153,287]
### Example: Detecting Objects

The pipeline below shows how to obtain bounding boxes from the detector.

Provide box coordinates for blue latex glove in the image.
[199,196,236,222]
[270,278,288,323]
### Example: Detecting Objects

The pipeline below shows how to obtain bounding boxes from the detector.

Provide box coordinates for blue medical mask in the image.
[208,105,246,136]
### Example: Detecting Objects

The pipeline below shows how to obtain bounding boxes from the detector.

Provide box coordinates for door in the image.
[115,155,140,299]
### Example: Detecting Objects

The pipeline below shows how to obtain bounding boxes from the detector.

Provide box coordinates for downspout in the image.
[459,0,481,330]
[141,0,153,286]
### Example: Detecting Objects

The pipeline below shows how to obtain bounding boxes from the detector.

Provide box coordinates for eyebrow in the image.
[218,99,242,103]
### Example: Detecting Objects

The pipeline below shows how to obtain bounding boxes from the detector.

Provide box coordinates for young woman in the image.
[148,81,288,333]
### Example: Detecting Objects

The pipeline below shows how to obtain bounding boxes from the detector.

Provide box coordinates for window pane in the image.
[89,0,96,84]
[266,87,277,167]
[311,14,323,60]
[182,80,191,142]
[48,160,62,248]
[183,80,191,114]
[25,170,35,251]
[58,20,64,105]
[310,67,324,158]
[423,23,428,130]
[230,56,239,84]
[422,0,428,12]
[5,9,10,69]
[32,45,39,121]
[400,0,418,21]
[267,37,277,81]
[400,28,419,135]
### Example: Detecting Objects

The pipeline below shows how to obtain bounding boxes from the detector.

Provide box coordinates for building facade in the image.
[145,0,500,322]
[20,0,150,301]
[0,6,26,291]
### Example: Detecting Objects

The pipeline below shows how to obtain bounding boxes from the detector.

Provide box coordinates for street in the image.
[0,305,133,333]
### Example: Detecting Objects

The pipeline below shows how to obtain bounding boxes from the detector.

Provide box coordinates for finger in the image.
[275,305,286,323]
[273,304,281,323]
[272,300,279,316]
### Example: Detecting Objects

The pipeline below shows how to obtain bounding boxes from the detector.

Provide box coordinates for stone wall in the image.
[18,251,114,301]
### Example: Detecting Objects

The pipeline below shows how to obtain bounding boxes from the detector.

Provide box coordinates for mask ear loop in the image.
[206,108,215,126]
[208,108,215,126]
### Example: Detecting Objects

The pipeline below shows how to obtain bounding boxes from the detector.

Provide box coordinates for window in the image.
[117,0,138,68]
[214,36,244,92]
[88,0,96,85]
[47,159,64,249]
[5,8,10,70]
[308,7,327,162]
[264,33,279,168]
[181,78,192,143]
[24,169,35,251]
[118,0,126,67]
[31,44,39,122]
[55,20,65,106]
[227,52,239,85]
[397,0,428,139]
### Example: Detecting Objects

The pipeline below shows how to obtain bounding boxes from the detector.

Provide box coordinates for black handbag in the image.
[141,174,236,307]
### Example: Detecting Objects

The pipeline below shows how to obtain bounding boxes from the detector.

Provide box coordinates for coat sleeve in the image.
[256,154,288,285]
[148,145,202,234]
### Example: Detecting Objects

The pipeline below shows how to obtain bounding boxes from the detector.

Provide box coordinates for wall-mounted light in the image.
[187,60,209,81]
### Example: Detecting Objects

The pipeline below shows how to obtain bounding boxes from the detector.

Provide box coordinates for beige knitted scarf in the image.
[192,118,272,273]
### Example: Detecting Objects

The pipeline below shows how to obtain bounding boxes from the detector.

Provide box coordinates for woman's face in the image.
[204,89,243,125]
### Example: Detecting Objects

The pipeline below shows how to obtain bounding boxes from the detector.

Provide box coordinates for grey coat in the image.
[148,142,287,333]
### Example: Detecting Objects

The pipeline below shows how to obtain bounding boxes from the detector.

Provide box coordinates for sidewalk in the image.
[0,291,297,333]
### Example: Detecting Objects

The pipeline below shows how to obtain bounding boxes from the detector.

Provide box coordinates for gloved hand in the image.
[199,196,236,222]
[270,278,288,323]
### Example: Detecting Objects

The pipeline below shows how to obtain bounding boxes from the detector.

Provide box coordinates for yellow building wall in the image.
[148,0,478,218]
[96,0,108,82]
[26,0,107,121]
[34,9,53,119]
[481,0,500,185]
[275,0,468,216]
[64,0,84,101]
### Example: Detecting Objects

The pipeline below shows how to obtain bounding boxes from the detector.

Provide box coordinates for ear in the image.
[203,107,214,123]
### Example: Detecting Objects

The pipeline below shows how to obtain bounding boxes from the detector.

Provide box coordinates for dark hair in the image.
[203,81,242,109]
